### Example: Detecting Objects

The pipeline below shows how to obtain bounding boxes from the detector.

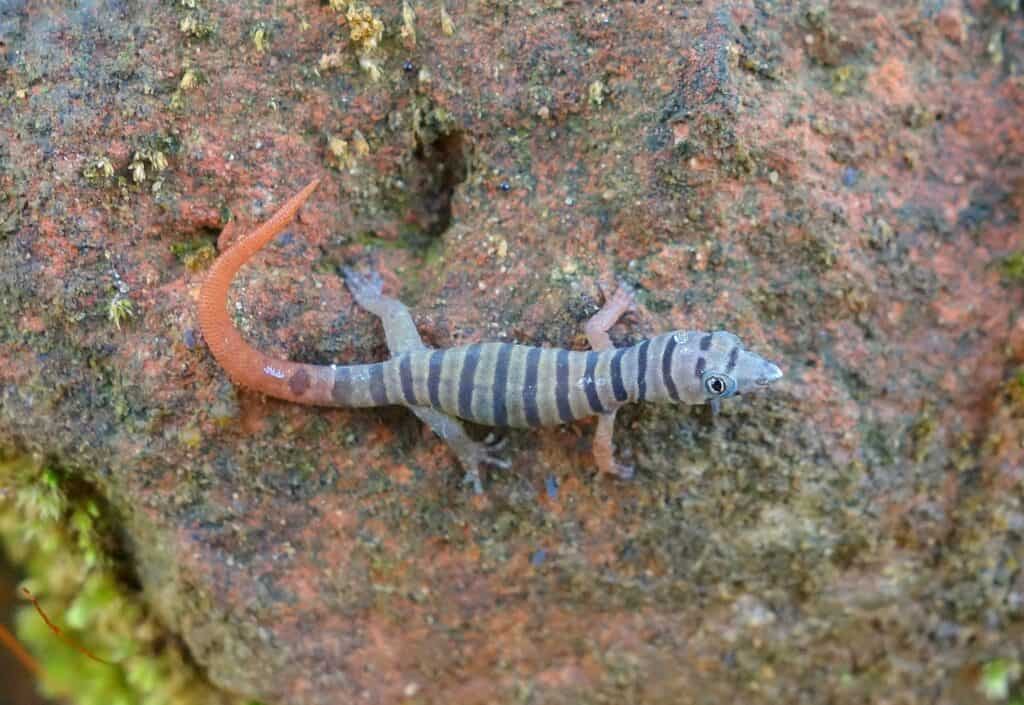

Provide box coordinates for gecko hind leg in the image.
[410,407,510,494]
[585,282,636,480]
[343,266,508,492]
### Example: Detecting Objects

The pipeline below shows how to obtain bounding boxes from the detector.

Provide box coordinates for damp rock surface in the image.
[1,1,1022,704]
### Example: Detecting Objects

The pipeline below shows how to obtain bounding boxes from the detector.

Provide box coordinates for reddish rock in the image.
[1,1,1023,704]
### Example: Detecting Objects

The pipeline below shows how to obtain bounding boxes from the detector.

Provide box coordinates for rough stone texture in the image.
[2,1,1023,703]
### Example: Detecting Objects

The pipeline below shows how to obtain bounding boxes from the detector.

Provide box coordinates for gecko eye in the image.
[702,372,737,399]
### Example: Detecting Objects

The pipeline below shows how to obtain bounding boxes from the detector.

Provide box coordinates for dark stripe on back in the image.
[662,335,680,401]
[695,356,706,380]
[458,344,482,419]
[700,333,713,351]
[492,344,512,426]
[369,363,388,405]
[610,347,628,402]
[725,346,739,374]
[332,366,351,404]
[523,347,542,426]
[427,350,444,408]
[583,352,605,413]
[399,354,416,404]
[636,339,651,402]
[555,349,572,423]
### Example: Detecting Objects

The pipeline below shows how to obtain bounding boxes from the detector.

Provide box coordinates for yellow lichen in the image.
[318,51,345,71]
[401,1,416,46]
[179,68,199,92]
[82,156,115,183]
[178,427,202,449]
[130,160,146,183]
[359,54,382,82]
[328,136,357,171]
[179,13,214,39]
[179,14,198,35]
[347,3,384,50]
[352,129,370,157]
[320,3,385,80]
[250,23,269,53]
[440,4,455,35]
[129,148,169,184]
[150,151,168,172]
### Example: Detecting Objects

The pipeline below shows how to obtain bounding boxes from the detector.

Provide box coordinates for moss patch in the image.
[0,454,252,705]
[1000,251,1024,283]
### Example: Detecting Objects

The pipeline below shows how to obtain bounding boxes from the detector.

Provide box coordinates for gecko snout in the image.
[756,361,784,386]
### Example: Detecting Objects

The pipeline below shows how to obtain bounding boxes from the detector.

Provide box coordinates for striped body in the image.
[198,178,785,487]
[329,336,684,428]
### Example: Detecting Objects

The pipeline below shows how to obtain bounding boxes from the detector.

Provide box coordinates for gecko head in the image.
[664,331,783,409]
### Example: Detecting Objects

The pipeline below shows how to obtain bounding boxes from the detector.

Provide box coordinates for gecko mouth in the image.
[756,362,784,385]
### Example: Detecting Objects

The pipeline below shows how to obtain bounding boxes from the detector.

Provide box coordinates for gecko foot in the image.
[586,281,639,351]
[610,462,635,481]
[459,441,511,494]
[342,266,385,309]
[596,280,638,321]
[597,279,635,305]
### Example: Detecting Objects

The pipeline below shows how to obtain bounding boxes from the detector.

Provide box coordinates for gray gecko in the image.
[198,179,784,491]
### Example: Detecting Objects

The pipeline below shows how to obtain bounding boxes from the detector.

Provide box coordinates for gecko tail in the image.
[197,179,340,404]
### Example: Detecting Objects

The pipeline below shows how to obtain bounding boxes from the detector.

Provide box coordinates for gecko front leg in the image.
[342,266,508,492]
[586,284,637,480]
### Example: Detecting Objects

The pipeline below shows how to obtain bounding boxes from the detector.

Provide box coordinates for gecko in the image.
[198,178,784,492]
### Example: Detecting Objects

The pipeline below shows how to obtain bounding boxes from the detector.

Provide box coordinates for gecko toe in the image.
[456,440,511,493]
[611,283,637,310]
[343,266,385,301]
[477,437,510,470]
[596,279,637,312]
[483,432,508,450]
[481,453,511,470]
[463,470,484,495]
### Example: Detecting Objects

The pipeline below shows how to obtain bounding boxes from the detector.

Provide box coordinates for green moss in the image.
[82,156,116,184]
[107,295,135,330]
[980,658,1022,701]
[179,12,216,40]
[909,406,936,463]
[1000,251,1024,283]
[250,22,270,54]
[1008,368,1024,408]
[830,65,864,95]
[170,237,216,271]
[0,454,244,705]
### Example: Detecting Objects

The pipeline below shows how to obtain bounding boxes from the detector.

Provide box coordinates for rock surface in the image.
[1,0,1023,703]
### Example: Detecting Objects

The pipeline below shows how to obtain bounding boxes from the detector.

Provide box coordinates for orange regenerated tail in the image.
[198,178,339,404]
